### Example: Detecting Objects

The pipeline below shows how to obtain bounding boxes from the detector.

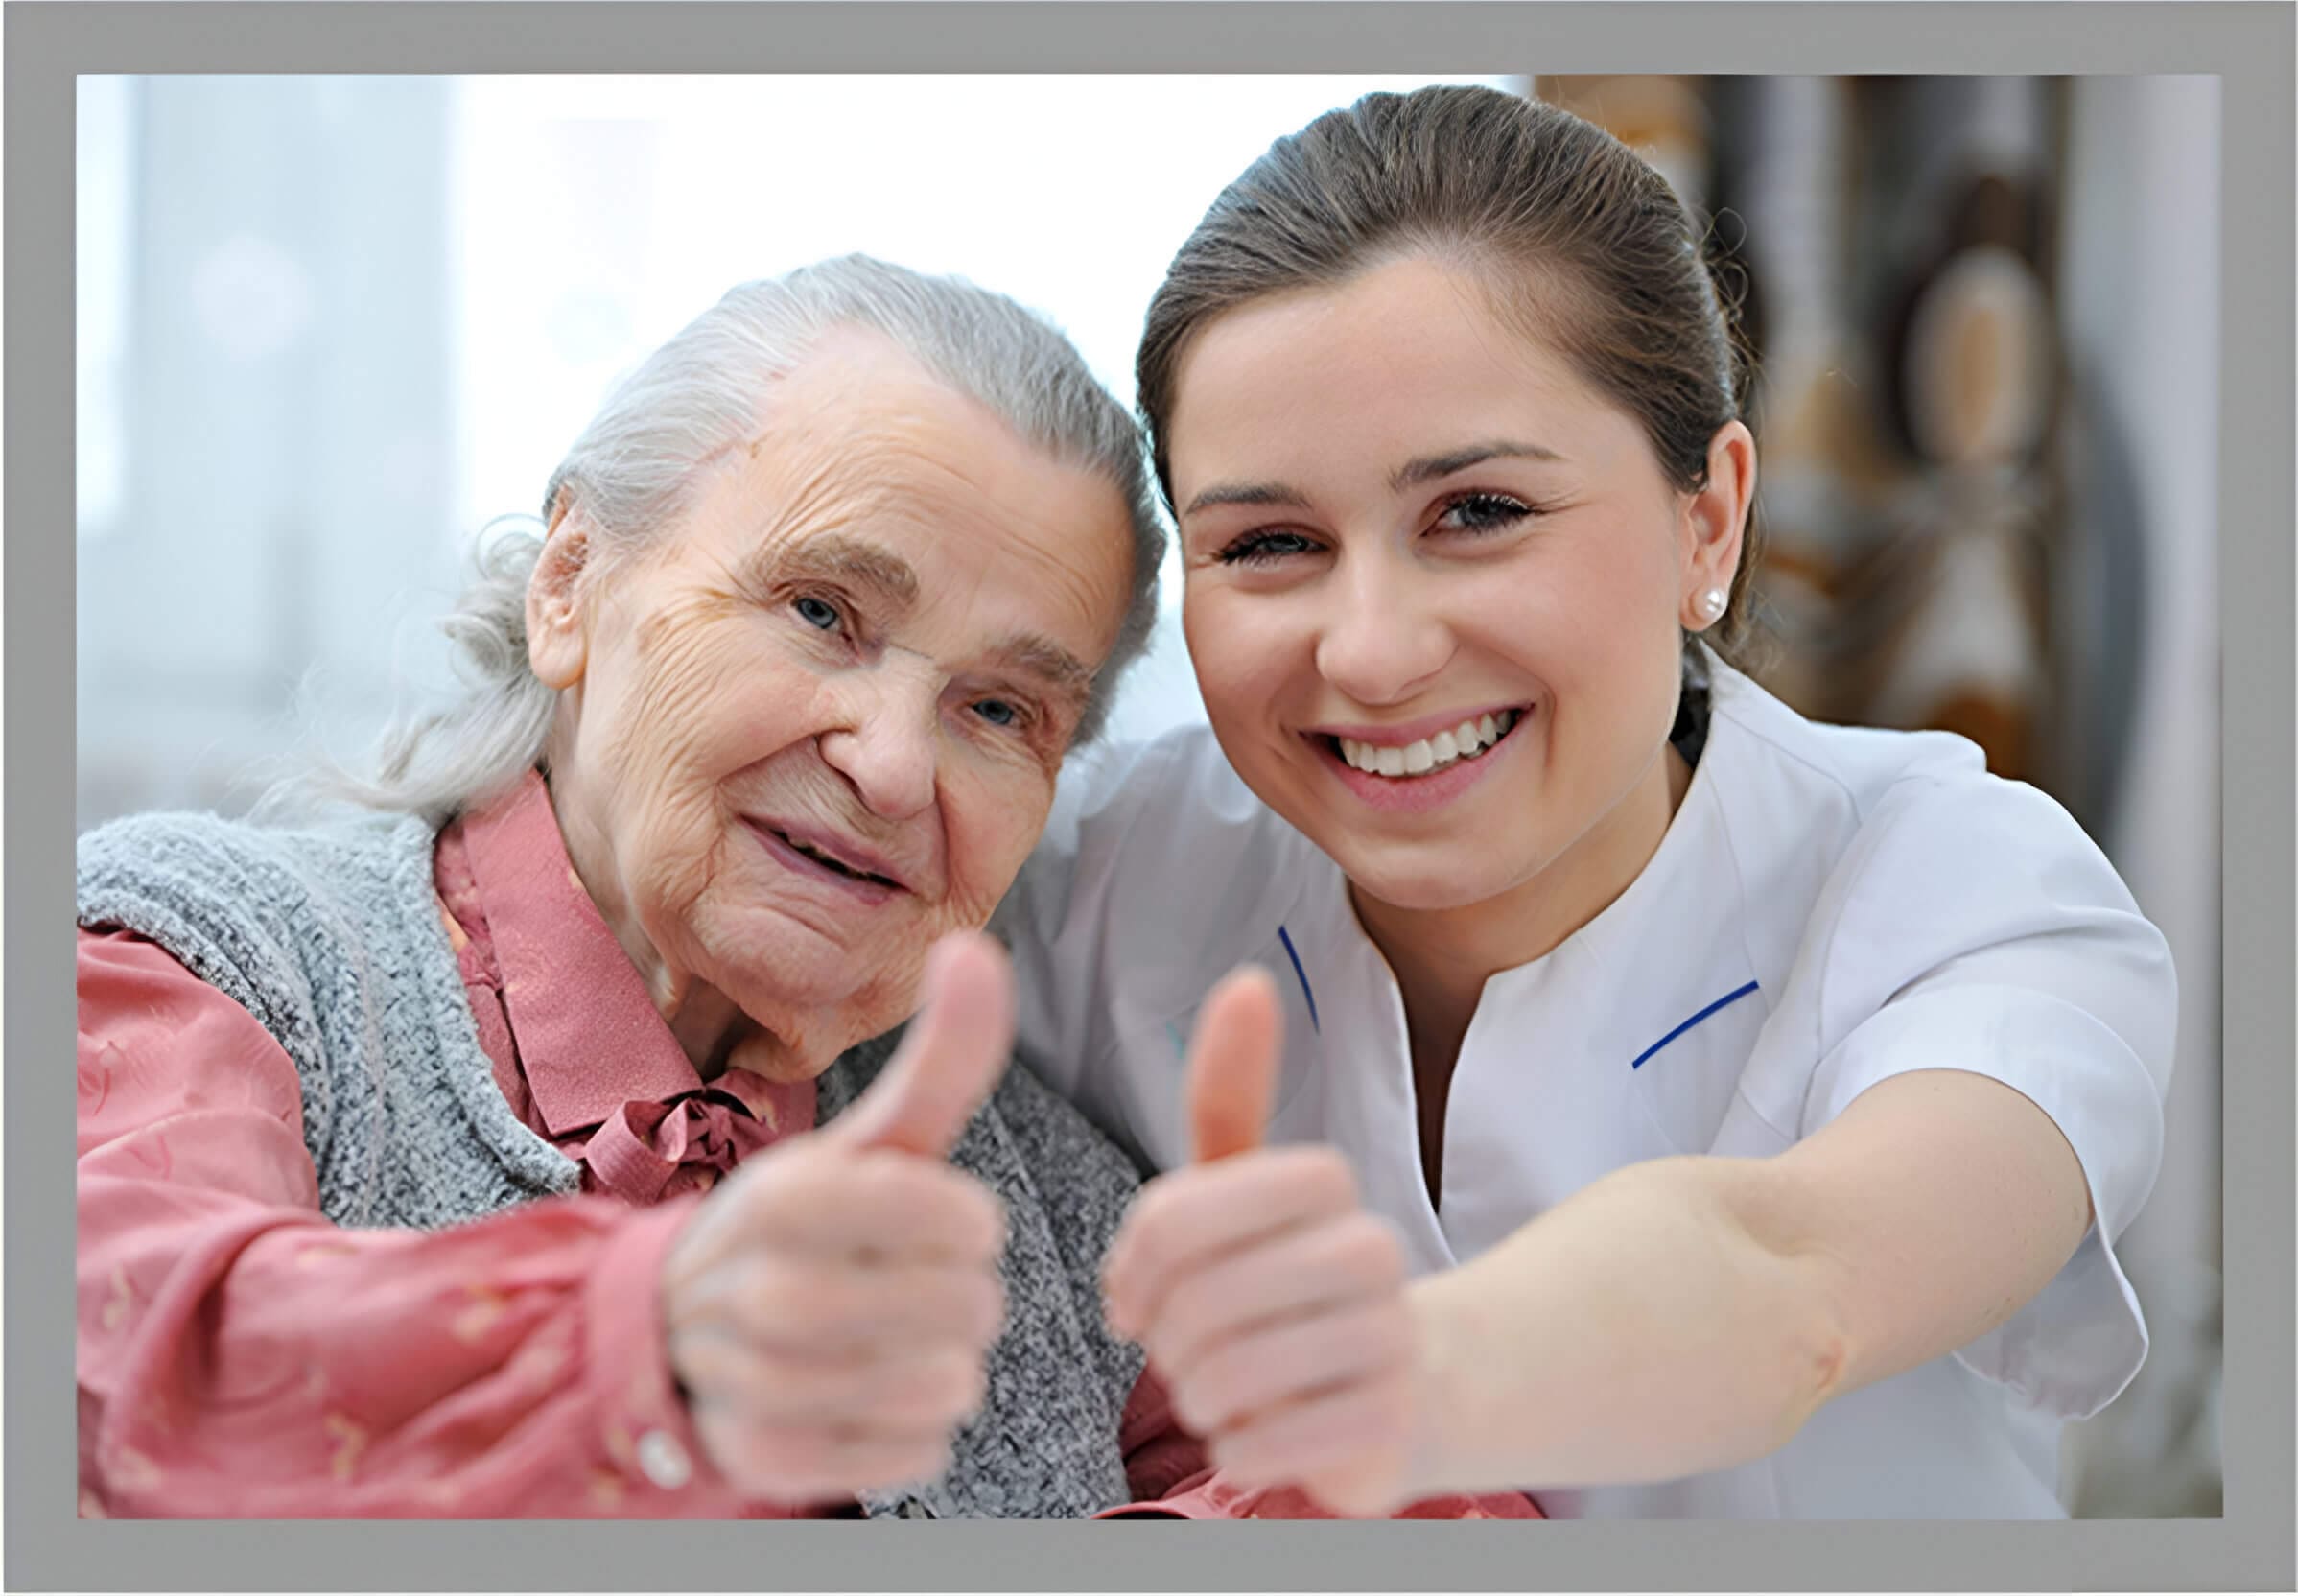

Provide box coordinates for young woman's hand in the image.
[1102,967,1434,1516]
[657,933,1014,1503]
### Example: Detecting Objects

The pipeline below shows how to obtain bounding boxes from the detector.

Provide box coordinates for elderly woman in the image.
[75,255,1545,1523]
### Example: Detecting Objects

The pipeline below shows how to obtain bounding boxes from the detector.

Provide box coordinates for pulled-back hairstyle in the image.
[294,254,1164,823]
[1135,84,1759,692]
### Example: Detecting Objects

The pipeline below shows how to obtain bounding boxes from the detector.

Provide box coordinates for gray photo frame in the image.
[11,5,2291,1590]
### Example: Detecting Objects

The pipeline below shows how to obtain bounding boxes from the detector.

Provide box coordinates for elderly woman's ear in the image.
[525,499,593,692]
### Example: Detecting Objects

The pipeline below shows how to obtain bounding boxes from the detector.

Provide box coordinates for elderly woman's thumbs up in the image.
[1102,966,1432,1517]
[657,932,1015,1504]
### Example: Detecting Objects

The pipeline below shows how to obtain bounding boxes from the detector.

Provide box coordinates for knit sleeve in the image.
[76,929,770,1518]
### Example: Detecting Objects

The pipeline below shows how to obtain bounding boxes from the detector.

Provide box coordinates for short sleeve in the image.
[991,728,1231,1155]
[992,736,1159,1106]
[994,725,1327,1177]
[1800,773,2176,1420]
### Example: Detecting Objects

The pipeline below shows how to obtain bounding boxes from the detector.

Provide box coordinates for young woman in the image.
[996,85,2175,1519]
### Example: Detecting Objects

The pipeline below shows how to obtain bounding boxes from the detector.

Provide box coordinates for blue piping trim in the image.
[1630,979,1760,1070]
[1276,925,1320,1034]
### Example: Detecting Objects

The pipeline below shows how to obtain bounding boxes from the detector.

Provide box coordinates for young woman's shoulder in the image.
[995,723,1326,1118]
[1016,722,1320,941]
[1048,721,1299,847]
[1703,660,2127,898]
[1704,661,2171,1058]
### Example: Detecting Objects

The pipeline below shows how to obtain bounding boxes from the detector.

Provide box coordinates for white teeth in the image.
[1334,708,1523,782]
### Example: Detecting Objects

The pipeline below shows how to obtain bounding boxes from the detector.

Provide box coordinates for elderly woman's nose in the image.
[818,690,940,821]
[1311,560,1454,709]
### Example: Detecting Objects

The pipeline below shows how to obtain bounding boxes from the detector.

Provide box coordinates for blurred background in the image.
[75,74,2221,1515]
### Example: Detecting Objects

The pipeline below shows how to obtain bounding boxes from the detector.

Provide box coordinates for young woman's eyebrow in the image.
[1388,439,1564,492]
[1182,480,1312,518]
[1182,440,1565,520]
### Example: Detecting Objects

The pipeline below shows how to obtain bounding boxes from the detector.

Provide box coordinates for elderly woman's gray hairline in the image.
[285,255,1166,825]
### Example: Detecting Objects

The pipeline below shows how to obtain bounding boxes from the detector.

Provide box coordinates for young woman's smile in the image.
[1302,700,1535,815]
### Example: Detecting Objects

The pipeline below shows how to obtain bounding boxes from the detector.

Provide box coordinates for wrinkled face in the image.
[1167,253,1747,926]
[532,327,1134,1075]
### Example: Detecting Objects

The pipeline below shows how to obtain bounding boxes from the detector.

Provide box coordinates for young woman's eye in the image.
[793,594,844,632]
[1215,529,1323,567]
[1436,493,1535,534]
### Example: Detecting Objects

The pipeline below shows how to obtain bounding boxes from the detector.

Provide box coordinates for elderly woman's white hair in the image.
[304,254,1165,823]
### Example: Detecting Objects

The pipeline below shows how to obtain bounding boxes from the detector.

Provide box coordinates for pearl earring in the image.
[1695,587,1728,625]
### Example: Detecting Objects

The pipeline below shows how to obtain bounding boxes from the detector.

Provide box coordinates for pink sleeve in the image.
[76,929,755,1519]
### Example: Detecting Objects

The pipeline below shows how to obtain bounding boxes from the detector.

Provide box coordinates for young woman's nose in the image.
[817,670,940,822]
[1311,558,1455,709]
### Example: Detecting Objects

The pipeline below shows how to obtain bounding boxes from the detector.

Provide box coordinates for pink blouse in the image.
[76,773,1539,1523]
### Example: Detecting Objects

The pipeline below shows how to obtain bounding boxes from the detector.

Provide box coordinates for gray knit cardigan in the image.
[76,807,1149,1520]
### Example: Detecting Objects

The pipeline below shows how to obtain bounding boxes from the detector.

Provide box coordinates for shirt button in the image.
[635,1429,692,1491]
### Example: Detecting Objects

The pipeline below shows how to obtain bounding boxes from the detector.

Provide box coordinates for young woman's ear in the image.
[1679,420,1756,631]
[527,493,594,691]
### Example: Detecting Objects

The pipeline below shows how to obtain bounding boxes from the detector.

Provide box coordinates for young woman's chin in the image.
[1327,841,1541,918]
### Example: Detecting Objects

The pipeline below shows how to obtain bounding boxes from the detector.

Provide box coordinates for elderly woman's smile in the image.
[527,325,1137,1082]
[745,815,910,895]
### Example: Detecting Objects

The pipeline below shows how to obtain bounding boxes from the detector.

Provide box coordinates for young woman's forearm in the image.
[1398,1069,2094,1499]
[1402,1154,1850,1496]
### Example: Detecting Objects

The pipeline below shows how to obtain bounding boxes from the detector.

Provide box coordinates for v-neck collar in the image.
[1281,669,1754,1266]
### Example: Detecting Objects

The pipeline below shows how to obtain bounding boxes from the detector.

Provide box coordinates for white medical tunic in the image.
[994,659,2175,1518]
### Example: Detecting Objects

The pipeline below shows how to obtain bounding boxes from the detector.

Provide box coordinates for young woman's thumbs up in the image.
[1103,963,1432,1517]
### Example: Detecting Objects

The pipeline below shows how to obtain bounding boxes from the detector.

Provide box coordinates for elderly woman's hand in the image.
[657,933,1016,1504]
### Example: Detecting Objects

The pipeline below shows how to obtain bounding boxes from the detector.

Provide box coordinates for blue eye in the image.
[794,595,842,631]
[973,699,1020,729]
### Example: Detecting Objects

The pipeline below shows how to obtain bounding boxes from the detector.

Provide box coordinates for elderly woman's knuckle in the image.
[668,1330,734,1399]
[1155,1272,1203,1334]
[964,1189,1010,1257]
[1185,1354,1246,1430]
[1170,1376,1220,1438]
[736,1261,799,1331]
[713,1426,776,1491]
[895,1345,950,1395]
[927,1184,995,1258]
[822,1273,879,1335]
